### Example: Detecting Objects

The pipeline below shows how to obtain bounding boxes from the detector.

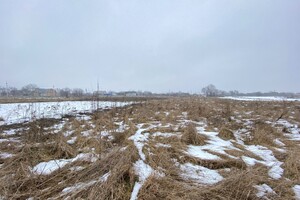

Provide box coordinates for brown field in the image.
[0,97,300,199]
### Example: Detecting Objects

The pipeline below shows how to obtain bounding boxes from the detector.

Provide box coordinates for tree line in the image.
[0,84,85,98]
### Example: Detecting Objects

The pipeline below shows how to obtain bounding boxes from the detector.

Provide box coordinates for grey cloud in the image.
[0,0,299,92]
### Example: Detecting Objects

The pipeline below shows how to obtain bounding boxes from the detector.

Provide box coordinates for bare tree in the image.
[21,84,39,96]
[59,88,71,98]
[72,88,84,97]
[202,84,218,97]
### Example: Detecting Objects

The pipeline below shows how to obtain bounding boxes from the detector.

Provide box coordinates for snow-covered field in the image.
[0,101,131,125]
[0,98,300,199]
[220,96,300,101]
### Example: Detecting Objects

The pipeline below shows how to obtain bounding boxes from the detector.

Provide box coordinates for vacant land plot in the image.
[0,98,300,199]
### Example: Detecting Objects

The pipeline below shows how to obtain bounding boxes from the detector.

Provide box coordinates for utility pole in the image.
[6,82,8,97]
[97,78,100,110]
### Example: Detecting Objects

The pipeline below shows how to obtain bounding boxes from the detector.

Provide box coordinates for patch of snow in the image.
[129,125,152,200]
[120,146,128,151]
[129,124,163,200]
[32,153,98,175]
[152,132,180,138]
[2,129,20,136]
[62,172,110,194]
[187,145,221,160]
[254,184,276,198]
[293,185,300,200]
[220,96,300,102]
[245,145,283,179]
[241,156,263,167]
[81,130,92,137]
[134,160,153,182]
[274,119,300,141]
[273,147,286,153]
[130,160,154,200]
[69,166,85,172]
[180,163,223,185]
[0,101,131,125]
[274,139,285,147]
[233,129,250,145]
[128,125,149,161]
[0,153,14,159]
[76,115,91,121]
[0,138,20,143]
[100,130,114,140]
[115,121,127,132]
[63,130,74,137]
[186,128,240,160]
[181,112,188,119]
[32,159,71,175]
[67,137,77,145]
[130,182,142,200]
[155,143,171,148]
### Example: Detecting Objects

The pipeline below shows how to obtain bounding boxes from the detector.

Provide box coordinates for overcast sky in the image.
[0,0,299,93]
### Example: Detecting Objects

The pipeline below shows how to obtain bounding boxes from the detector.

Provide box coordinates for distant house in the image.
[105,91,117,96]
[125,91,137,97]
[39,88,57,97]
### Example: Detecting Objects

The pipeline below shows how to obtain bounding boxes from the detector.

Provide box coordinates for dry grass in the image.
[181,123,207,145]
[218,127,235,140]
[139,168,267,200]
[283,147,300,181]
[1,97,300,199]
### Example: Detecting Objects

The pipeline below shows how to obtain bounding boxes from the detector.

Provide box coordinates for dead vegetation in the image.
[182,123,207,145]
[0,97,300,199]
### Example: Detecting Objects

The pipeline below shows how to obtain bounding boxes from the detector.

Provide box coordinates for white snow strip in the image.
[293,185,300,200]
[129,124,165,200]
[220,96,300,102]
[274,139,285,147]
[0,153,14,159]
[0,138,20,143]
[67,137,77,145]
[128,125,149,161]
[186,127,240,160]
[81,130,92,137]
[32,153,98,175]
[275,119,300,140]
[115,121,128,132]
[2,129,20,136]
[155,143,171,148]
[69,166,85,172]
[129,125,152,200]
[62,172,110,194]
[100,131,114,140]
[233,128,250,145]
[254,184,276,198]
[63,130,74,137]
[130,160,154,200]
[245,145,283,179]
[0,101,131,125]
[76,115,91,121]
[273,148,286,153]
[130,182,142,200]
[52,121,66,134]
[187,145,221,160]
[152,132,180,138]
[242,156,263,167]
[180,163,223,185]
[285,134,300,141]
[134,160,153,182]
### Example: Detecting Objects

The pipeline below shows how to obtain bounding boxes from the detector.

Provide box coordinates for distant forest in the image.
[0,83,299,98]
